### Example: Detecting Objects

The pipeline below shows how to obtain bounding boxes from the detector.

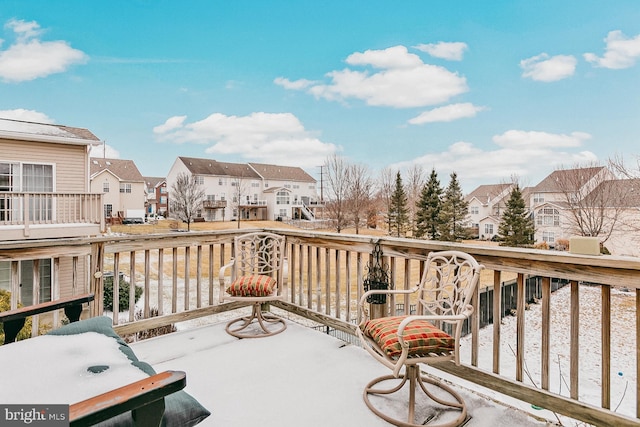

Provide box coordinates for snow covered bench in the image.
[0,311,210,426]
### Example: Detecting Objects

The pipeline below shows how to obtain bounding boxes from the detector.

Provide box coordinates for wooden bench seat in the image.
[0,293,94,344]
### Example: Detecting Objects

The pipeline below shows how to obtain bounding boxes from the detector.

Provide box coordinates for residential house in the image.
[528,166,615,247]
[465,183,514,240]
[90,158,146,223]
[144,176,168,218]
[465,166,640,256]
[0,118,103,305]
[166,156,320,222]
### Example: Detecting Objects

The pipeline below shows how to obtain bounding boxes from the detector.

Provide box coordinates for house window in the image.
[536,207,560,226]
[470,206,479,215]
[533,193,544,203]
[104,204,113,218]
[160,196,167,204]
[103,182,110,193]
[484,224,494,235]
[0,259,52,305]
[542,231,555,243]
[160,187,167,194]
[0,162,54,221]
[195,176,204,185]
[120,183,132,193]
[218,179,225,186]
[23,163,53,192]
[276,190,290,205]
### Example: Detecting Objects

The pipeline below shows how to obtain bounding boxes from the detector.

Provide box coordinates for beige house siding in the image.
[0,139,89,192]
[0,119,101,310]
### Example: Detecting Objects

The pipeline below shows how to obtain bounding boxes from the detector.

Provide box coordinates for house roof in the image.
[90,158,145,182]
[248,162,316,183]
[533,166,605,192]
[466,183,513,205]
[584,179,640,207]
[178,157,261,179]
[0,118,101,146]
[144,176,166,188]
[177,157,316,183]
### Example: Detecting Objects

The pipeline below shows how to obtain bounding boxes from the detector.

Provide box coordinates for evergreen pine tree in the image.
[415,168,443,239]
[437,172,470,241]
[388,171,409,237]
[498,185,535,247]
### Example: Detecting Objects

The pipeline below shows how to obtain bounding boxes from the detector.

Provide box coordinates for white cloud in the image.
[413,42,468,61]
[0,19,88,82]
[89,143,120,159]
[346,45,423,69]
[0,108,54,123]
[273,77,316,90]
[391,129,597,191]
[584,30,640,69]
[153,115,187,134]
[278,45,468,108]
[493,130,591,148]
[520,53,577,82]
[408,103,487,124]
[153,112,339,169]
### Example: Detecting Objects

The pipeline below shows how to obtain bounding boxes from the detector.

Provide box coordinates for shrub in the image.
[0,289,34,344]
[533,241,549,250]
[103,275,143,312]
[123,307,177,343]
[556,239,570,251]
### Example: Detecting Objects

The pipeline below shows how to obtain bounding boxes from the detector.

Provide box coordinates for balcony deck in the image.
[2,227,640,426]
[128,313,552,427]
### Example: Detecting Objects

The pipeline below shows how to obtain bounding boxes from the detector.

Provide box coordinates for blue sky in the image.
[1,1,639,192]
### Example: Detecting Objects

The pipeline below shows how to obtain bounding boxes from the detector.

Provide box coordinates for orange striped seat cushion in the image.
[361,315,455,358]
[226,275,276,297]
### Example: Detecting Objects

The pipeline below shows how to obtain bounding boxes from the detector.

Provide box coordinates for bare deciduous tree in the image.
[552,163,628,243]
[377,167,395,233]
[324,154,350,232]
[169,172,205,231]
[609,154,640,179]
[404,165,424,236]
[229,175,250,229]
[346,163,373,234]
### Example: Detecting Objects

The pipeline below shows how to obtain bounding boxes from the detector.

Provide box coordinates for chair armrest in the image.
[358,288,418,311]
[69,370,186,427]
[357,287,419,326]
[219,259,235,301]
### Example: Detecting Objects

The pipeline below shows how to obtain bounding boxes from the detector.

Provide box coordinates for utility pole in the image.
[318,165,324,203]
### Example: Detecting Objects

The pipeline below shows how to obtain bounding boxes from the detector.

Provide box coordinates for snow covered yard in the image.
[461,283,636,423]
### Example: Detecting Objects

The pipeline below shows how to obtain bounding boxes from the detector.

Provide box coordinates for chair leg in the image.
[363,365,467,427]
[225,303,286,338]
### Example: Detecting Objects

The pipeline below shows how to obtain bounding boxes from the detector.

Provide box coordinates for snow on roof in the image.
[0,118,100,144]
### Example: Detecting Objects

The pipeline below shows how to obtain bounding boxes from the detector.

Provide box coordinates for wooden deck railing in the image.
[0,192,104,239]
[1,228,639,426]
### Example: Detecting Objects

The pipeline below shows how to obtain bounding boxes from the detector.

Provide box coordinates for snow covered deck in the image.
[129,317,552,427]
